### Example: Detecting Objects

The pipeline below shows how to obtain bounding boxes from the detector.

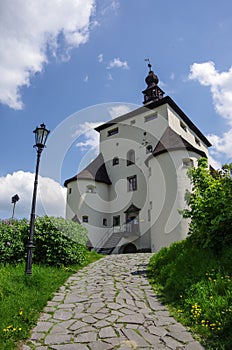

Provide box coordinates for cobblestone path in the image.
[23,253,204,350]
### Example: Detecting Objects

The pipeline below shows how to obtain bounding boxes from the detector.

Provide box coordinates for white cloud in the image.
[107,58,129,70]
[74,105,135,155]
[207,130,232,162]
[189,61,232,124]
[0,171,66,219]
[98,53,103,63]
[108,105,133,119]
[189,61,232,164]
[108,73,113,81]
[0,0,95,109]
[75,122,103,152]
[100,0,120,15]
[83,75,89,82]
[170,72,175,80]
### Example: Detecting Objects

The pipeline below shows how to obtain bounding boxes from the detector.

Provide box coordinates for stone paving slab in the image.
[23,253,205,349]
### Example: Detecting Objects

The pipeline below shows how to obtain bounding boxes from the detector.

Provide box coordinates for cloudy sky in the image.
[1,0,232,219]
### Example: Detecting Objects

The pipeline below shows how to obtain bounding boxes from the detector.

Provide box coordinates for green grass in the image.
[0,251,102,350]
[147,240,232,350]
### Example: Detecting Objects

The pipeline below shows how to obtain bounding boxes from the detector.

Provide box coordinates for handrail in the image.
[95,227,114,250]
[94,222,140,250]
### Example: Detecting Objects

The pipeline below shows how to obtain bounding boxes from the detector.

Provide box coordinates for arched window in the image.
[86,185,96,193]
[127,149,135,166]
[113,157,119,166]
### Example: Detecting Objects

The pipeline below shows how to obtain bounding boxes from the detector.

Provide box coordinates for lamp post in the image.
[25,123,50,275]
[11,194,20,219]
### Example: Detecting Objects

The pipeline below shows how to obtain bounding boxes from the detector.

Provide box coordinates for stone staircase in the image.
[96,231,124,254]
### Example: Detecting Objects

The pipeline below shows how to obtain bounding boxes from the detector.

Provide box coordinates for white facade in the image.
[64,74,211,254]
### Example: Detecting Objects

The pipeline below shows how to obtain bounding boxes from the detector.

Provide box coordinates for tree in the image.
[183,158,232,254]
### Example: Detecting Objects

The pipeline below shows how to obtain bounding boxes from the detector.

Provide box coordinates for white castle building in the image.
[64,65,211,254]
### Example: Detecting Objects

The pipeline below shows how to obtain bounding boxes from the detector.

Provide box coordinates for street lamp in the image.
[11,194,20,219]
[25,123,50,275]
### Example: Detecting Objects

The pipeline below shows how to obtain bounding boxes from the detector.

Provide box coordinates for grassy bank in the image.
[0,251,102,350]
[147,240,232,350]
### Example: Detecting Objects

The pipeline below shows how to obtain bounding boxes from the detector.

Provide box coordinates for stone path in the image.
[23,253,204,350]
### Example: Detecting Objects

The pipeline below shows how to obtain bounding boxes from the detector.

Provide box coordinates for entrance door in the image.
[124,204,140,234]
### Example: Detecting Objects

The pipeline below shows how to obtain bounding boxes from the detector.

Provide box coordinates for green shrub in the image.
[0,217,88,266]
[183,158,232,253]
[0,219,28,264]
[148,241,232,349]
[33,216,88,266]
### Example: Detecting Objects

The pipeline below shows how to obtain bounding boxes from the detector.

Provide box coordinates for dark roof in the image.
[95,96,211,148]
[64,153,111,187]
[152,127,207,158]
[124,203,141,213]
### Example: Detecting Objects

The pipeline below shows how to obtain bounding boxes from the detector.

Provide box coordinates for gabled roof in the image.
[152,127,207,158]
[95,96,211,148]
[124,203,141,213]
[64,153,111,187]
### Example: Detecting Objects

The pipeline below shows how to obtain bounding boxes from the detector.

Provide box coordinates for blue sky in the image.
[1,0,232,219]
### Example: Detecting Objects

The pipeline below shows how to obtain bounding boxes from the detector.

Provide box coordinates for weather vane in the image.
[144,58,152,72]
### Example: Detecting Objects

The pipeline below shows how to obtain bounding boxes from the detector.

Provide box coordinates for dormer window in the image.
[108,127,118,137]
[86,185,96,193]
[195,137,201,146]
[144,113,158,123]
[180,121,187,132]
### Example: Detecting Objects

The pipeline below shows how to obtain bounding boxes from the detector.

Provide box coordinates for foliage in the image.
[0,251,102,350]
[0,219,28,264]
[0,216,88,266]
[33,216,88,266]
[148,240,232,349]
[182,158,232,253]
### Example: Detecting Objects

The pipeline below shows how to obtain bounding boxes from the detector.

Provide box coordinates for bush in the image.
[0,216,88,266]
[33,216,88,266]
[0,219,28,264]
[183,158,232,253]
[148,240,232,349]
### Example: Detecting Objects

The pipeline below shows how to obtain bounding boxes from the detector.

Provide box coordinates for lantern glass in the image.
[34,123,50,147]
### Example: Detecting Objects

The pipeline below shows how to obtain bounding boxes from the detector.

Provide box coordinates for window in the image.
[68,188,72,194]
[148,209,151,222]
[108,127,118,137]
[180,121,187,132]
[183,158,194,168]
[127,149,135,166]
[195,137,201,146]
[82,216,88,223]
[86,185,96,193]
[103,218,107,226]
[144,113,158,123]
[113,157,119,166]
[128,175,137,191]
[113,216,120,226]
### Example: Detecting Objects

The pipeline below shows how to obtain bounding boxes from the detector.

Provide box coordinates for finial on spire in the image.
[142,59,165,104]
[144,58,152,72]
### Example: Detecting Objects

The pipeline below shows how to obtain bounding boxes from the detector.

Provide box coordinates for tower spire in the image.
[144,58,152,72]
[142,59,164,104]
